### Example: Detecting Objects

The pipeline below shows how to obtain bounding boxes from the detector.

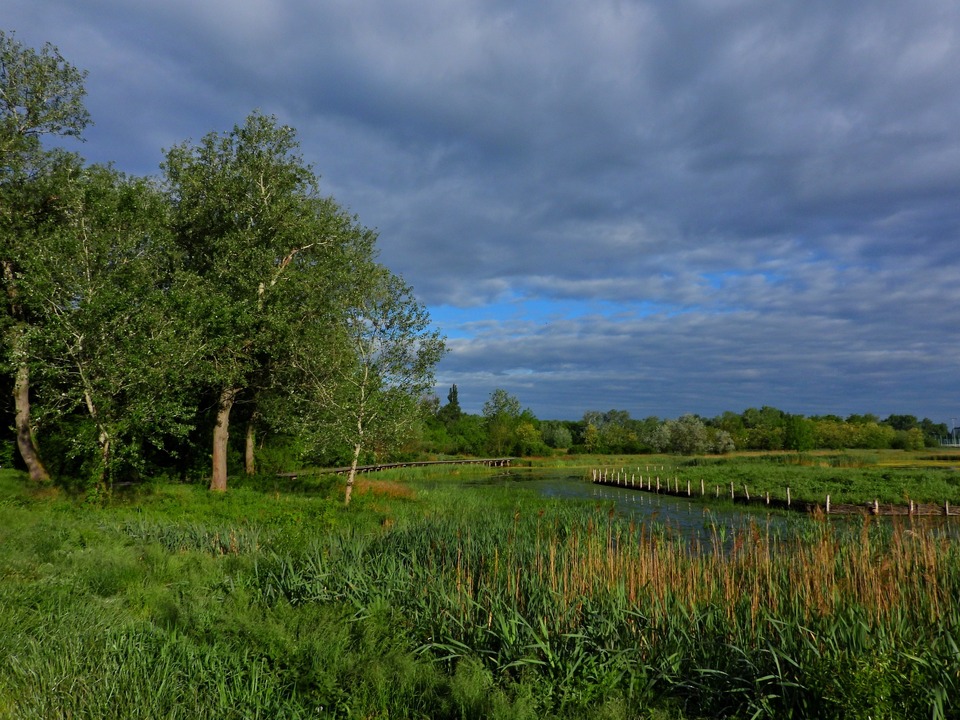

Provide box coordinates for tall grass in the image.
[254,499,960,718]
[2,469,959,718]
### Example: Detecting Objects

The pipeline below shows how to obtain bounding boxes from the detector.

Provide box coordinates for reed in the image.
[255,499,960,718]
[2,469,958,718]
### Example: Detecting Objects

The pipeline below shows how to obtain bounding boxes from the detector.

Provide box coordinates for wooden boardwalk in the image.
[279,457,514,481]
[590,469,957,518]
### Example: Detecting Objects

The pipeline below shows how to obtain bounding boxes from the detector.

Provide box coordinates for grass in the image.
[1,463,959,718]
[582,450,960,505]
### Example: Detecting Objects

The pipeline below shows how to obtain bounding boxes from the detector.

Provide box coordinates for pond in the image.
[465,468,797,544]
[456,467,960,547]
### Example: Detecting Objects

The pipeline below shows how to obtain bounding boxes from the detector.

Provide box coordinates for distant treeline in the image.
[422,386,949,457]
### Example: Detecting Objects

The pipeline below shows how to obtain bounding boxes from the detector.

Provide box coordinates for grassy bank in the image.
[572,450,960,505]
[1,466,959,718]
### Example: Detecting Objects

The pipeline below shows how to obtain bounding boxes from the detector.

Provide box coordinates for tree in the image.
[482,389,522,455]
[19,161,194,486]
[293,264,445,505]
[653,414,710,455]
[540,420,573,449]
[163,111,351,491]
[436,383,462,426]
[784,415,815,452]
[1,31,90,481]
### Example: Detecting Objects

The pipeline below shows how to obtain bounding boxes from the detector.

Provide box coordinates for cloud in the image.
[6,0,960,421]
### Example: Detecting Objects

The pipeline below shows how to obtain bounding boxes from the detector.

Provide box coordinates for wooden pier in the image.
[279,458,514,481]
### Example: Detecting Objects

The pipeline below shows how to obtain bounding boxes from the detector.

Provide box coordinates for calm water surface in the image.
[462,468,960,545]
[465,468,797,544]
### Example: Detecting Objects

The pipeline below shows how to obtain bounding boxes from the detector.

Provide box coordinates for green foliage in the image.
[483,389,524,455]
[4,468,960,718]
[0,30,90,165]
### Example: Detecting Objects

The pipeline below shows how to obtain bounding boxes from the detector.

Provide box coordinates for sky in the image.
[5,1,960,424]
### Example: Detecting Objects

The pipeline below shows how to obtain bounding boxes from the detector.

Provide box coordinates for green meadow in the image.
[2,454,959,719]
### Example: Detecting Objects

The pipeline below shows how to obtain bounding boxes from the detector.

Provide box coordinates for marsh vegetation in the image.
[2,456,959,718]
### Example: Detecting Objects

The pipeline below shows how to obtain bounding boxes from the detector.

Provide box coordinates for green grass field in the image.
[1,456,959,718]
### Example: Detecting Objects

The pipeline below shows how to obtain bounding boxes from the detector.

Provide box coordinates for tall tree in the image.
[163,111,366,491]
[1,31,90,481]
[482,389,522,456]
[20,161,194,486]
[293,264,445,505]
[437,383,462,426]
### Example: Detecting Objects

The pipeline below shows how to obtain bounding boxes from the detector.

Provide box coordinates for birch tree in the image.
[294,264,445,505]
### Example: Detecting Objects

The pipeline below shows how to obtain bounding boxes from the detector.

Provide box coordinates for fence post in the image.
[730,482,734,500]
[786,486,791,506]
[701,478,705,497]
[826,494,831,514]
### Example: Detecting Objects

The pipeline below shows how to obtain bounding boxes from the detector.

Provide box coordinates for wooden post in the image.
[716,485,719,498]
[765,491,770,505]
[786,486,791,506]
[744,485,750,501]
[909,499,914,516]
[700,478,705,496]
[687,480,691,497]
[826,494,831,514]
[946,501,950,516]
[730,482,734,500]
[873,499,879,515]
[656,477,660,492]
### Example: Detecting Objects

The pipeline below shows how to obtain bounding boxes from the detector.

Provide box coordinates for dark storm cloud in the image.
[5,0,960,420]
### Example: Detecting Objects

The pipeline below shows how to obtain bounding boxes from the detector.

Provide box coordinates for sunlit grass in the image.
[1,466,958,718]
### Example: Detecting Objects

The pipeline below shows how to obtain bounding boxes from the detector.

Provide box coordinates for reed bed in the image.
[3,470,959,718]
[256,505,960,718]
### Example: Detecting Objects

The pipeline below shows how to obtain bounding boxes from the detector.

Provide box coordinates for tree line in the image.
[423,386,949,457]
[1,31,444,500]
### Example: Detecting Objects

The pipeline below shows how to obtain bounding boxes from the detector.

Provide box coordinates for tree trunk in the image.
[82,386,111,488]
[5,258,50,483]
[344,442,362,506]
[13,360,51,483]
[244,419,256,475]
[210,387,238,492]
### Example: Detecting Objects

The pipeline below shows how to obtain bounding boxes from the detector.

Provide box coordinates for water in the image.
[468,468,795,544]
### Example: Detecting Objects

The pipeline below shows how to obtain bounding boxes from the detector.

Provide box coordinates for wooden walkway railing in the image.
[589,468,957,517]
[278,458,514,481]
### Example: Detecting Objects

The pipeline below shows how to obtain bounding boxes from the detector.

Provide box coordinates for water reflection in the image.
[466,468,960,546]
[468,469,793,545]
